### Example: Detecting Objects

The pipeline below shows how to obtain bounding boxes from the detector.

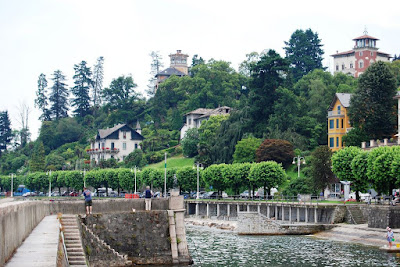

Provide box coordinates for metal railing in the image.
[59,223,69,266]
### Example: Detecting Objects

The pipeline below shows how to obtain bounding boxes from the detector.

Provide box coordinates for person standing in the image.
[386,227,394,248]
[145,186,153,211]
[83,187,92,215]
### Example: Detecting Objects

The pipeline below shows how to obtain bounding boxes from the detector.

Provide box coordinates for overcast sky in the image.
[1,0,399,140]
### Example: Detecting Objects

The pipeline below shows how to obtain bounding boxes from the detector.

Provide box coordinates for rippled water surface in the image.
[186,225,400,267]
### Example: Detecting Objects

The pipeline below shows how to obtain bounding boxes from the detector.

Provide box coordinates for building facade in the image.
[180,106,231,139]
[87,123,144,163]
[331,32,391,77]
[155,50,189,92]
[327,93,352,151]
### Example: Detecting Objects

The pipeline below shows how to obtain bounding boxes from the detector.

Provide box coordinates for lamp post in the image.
[164,152,167,198]
[292,156,306,178]
[47,170,52,197]
[10,173,15,197]
[195,162,203,199]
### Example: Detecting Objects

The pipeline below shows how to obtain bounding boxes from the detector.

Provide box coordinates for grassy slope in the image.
[144,155,195,169]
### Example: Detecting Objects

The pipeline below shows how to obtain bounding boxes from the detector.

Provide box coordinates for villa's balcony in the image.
[87,148,120,154]
[327,110,345,117]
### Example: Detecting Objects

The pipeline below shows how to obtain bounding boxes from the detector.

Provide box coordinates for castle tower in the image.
[169,50,189,75]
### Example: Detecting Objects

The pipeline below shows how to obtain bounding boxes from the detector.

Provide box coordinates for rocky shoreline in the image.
[185,218,237,231]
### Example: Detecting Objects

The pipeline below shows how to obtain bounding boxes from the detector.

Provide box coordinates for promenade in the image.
[5,215,59,267]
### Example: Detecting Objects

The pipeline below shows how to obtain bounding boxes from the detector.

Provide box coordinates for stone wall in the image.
[83,211,172,265]
[237,212,335,235]
[368,206,400,229]
[0,201,49,266]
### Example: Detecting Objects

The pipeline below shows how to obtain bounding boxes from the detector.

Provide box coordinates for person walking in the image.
[145,186,153,211]
[83,187,93,216]
[386,227,394,248]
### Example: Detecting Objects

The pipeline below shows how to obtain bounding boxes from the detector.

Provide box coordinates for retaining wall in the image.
[0,201,49,266]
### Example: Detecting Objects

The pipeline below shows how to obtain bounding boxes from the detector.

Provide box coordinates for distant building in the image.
[327,93,352,151]
[155,50,189,93]
[180,106,231,139]
[331,31,391,77]
[87,122,144,163]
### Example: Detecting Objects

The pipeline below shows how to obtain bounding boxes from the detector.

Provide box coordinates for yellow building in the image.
[327,93,353,151]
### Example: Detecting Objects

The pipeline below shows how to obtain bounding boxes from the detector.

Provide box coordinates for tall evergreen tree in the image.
[49,70,69,120]
[284,29,325,82]
[71,61,92,117]
[92,56,104,107]
[0,110,12,154]
[35,73,51,121]
[29,141,46,172]
[348,61,397,139]
[102,75,138,110]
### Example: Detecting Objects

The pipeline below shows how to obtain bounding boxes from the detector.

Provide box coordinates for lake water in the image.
[186,225,400,266]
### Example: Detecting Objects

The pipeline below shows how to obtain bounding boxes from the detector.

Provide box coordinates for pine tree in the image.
[71,61,92,117]
[92,56,104,107]
[34,73,51,121]
[29,141,46,172]
[0,110,12,154]
[284,29,325,82]
[49,70,69,120]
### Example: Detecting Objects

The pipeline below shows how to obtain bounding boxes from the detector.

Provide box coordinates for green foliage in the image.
[49,70,69,120]
[342,128,369,147]
[29,141,46,172]
[310,146,335,192]
[255,139,294,167]
[229,163,253,195]
[202,164,229,193]
[181,128,199,157]
[282,176,315,196]
[349,62,397,139]
[249,161,286,193]
[0,110,12,154]
[332,146,361,181]
[233,136,262,163]
[176,166,198,192]
[71,61,92,117]
[124,149,147,168]
[284,29,325,82]
[350,150,370,200]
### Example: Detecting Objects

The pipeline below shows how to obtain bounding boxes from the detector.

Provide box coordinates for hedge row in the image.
[0,161,286,195]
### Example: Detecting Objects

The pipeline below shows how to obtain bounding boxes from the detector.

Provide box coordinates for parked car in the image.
[119,191,127,198]
[153,192,162,198]
[23,191,37,197]
[109,191,118,197]
[69,191,78,197]
[51,191,60,197]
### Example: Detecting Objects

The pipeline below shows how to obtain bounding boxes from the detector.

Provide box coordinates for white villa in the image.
[87,122,144,163]
[180,106,231,139]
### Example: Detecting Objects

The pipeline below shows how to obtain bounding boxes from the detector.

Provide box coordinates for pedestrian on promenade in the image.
[145,186,153,211]
[386,227,394,248]
[83,187,92,216]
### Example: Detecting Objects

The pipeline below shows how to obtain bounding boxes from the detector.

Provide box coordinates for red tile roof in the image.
[352,35,379,40]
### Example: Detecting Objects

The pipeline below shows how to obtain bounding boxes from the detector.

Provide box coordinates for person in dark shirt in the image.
[145,186,153,211]
[83,187,92,215]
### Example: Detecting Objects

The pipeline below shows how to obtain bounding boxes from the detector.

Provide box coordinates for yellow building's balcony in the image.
[327,110,345,117]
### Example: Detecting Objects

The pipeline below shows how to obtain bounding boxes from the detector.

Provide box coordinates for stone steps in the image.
[60,214,87,267]
[346,206,367,224]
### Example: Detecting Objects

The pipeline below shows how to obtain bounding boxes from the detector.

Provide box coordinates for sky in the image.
[1,0,399,140]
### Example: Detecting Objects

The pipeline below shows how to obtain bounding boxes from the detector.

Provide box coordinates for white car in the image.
[22,192,36,197]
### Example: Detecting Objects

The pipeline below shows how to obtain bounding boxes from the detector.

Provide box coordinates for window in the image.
[359,51,363,56]
[359,60,364,68]
[123,142,127,150]
[135,143,138,149]
[336,137,339,147]
[123,156,126,160]
[329,120,334,129]
[336,119,339,128]
[371,52,373,56]
[98,143,100,149]
[123,131,126,139]
[329,138,334,148]
[188,118,192,125]
[341,64,345,70]
[336,65,339,71]
[111,142,114,149]
[350,62,353,69]
[337,106,341,115]
[101,142,105,149]
[341,119,344,129]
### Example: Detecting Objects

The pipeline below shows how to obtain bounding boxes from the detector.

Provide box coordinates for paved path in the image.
[6,215,59,267]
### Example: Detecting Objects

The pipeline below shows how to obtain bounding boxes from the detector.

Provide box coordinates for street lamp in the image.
[164,152,167,198]
[195,162,203,199]
[10,173,15,197]
[131,167,137,194]
[292,156,306,178]
[47,170,52,197]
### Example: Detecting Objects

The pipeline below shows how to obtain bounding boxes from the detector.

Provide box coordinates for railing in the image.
[59,223,69,266]
[86,148,120,154]
[328,110,345,117]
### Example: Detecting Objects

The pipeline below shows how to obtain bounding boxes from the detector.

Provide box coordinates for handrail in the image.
[59,223,69,266]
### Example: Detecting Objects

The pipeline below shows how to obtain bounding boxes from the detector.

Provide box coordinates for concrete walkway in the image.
[6,215,59,267]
